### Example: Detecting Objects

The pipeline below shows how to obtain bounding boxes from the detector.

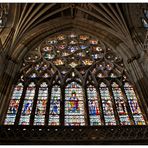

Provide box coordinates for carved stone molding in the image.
[0,125,148,144]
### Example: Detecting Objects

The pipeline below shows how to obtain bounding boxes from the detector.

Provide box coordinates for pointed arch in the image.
[4,31,147,126]
[51,71,62,85]
[84,70,97,86]
[64,68,83,85]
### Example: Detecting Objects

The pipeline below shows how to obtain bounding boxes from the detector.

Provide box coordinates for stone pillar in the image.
[139,50,148,79]
[127,60,148,120]
[0,57,19,124]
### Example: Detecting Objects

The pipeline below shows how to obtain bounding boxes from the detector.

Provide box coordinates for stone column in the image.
[0,57,19,124]
[127,59,148,120]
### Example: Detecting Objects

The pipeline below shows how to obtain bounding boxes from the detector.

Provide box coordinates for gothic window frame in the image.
[3,31,147,126]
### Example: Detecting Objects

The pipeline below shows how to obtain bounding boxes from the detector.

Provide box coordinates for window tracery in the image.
[4,32,146,126]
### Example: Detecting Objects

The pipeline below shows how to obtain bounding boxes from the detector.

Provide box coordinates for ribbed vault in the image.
[1,3,148,128]
[1,3,142,63]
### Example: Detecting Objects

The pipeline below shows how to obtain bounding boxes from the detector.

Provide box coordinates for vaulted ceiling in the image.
[0,3,147,63]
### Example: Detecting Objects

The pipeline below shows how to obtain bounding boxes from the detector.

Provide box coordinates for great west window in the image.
[4,32,146,126]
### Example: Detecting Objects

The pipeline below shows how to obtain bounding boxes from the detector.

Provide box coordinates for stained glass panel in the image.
[5,32,147,126]
[87,85,101,126]
[124,82,145,125]
[99,82,116,125]
[34,82,48,125]
[19,82,35,125]
[65,82,85,126]
[49,85,61,126]
[112,82,131,125]
[4,83,23,125]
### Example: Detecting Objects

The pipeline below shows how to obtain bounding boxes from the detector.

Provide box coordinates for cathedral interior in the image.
[0,3,148,145]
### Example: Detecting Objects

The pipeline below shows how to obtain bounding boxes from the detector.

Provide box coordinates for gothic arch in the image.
[2,31,147,126]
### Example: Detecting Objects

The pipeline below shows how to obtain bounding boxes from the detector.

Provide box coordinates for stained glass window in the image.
[49,85,61,126]
[87,85,101,126]
[124,82,145,125]
[4,32,146,126]
[99,82,116,125]
[112,82,131,125]
[19,82,36,125]
[34,82,48,125]
[142,9,148,29]
[4,83,23,125]
[65,82,85,126]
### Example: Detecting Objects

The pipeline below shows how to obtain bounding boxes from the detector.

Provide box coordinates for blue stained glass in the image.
[80,45,88,50]
[87,85,101,126]
[142,18,148,29]
[124,82,145,125]
[112,82,131,125]
[99,82,116,125]
[65,82,85,126]
[68,46,79,53]
[49,85,61,126]
[4,83,23,125]
[34,82,48,125]
[19,82,35,125]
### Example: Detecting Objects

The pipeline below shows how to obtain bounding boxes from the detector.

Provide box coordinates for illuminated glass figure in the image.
[69,91,79,113]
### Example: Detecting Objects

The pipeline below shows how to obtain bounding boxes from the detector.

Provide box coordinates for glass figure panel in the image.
[112,82,131,125]
[19,82,35,125]
[124,82,145,125]
[49,85,61,126]
[34,82,48,125]
[4,83,23,125]
[65,82,85,126]
[99,82,116,125]
[87,85,101,126]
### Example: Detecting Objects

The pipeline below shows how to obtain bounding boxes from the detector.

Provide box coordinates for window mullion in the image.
[45,84,52,126]
[30,85,39,125]
[96,84,105,125]
[60,85,65,126]
[84,84,90,126]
